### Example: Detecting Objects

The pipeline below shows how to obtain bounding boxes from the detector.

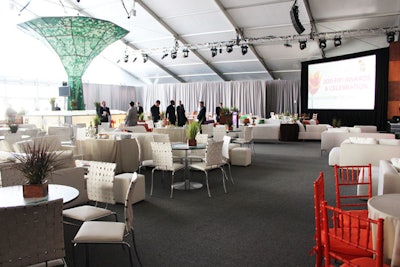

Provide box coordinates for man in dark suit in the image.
[136,101,144,115]
[197,101,206,124]
[215,102,222,122]
[151,100,161,122]
[166,100,176,125]
[99,100,110,123]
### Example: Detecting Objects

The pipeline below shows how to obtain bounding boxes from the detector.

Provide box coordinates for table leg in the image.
[172,149,202,190]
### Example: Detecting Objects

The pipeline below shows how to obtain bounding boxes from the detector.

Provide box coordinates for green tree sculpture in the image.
[18,16,129,110]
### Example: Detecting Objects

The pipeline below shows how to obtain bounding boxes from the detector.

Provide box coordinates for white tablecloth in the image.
[368,193,400,267]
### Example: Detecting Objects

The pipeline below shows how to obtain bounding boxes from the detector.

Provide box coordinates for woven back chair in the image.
[222,135,234,184]
[187,133,208,161]
[0,165,25,187]
[0,199,65,267]
[150,142,184,198]
[153,134,170,143]
[189,141,226,197]
[72,173,142,267]
[63,161,117,225]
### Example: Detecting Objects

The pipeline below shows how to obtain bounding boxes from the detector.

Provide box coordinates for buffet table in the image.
[76,138,139,174]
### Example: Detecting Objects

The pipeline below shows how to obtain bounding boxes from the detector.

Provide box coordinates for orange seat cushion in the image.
[342,210,369,228]
[322,227,373,259]
[340,257,390,267]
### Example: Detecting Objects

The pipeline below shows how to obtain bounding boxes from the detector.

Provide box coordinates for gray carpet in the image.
[64,141,337,267]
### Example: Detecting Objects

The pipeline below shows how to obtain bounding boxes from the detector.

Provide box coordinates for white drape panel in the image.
[83,83,137,111]
[231,80,266,117]
[83,80,299,119]
[266,80,301,116]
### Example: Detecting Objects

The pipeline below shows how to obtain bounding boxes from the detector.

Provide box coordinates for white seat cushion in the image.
[73,221,125,243]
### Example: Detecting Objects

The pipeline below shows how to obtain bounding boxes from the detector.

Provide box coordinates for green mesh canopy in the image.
[18,16,129,110]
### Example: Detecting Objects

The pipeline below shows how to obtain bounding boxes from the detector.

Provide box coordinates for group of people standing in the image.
[150,100,207,126]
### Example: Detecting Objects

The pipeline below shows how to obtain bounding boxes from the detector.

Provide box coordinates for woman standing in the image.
[176,100,187,126]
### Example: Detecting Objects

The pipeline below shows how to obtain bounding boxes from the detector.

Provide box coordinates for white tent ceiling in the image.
[6,0,400,85]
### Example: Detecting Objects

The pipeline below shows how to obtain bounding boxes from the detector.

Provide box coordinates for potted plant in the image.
[7,118,18,133]
[219,107,231,125]
[186,121,200,146]
[94,101,101,116]
[225,118,233,131]
[50,97,56,111]
[13,142,62,198]
[93,115,101,135]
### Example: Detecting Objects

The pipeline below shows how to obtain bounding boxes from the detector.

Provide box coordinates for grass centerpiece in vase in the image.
[186,121,200,146]
[13,142,62,198]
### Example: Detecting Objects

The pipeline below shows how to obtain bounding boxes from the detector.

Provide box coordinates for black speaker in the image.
[290,4,305,34]
[59,86,70,97]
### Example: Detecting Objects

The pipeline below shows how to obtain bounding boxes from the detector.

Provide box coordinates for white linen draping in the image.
[83,80,301,119]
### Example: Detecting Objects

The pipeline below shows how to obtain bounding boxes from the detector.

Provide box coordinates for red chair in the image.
[312,172,373,267]
[321,201,387,267]
[334,164,372,227]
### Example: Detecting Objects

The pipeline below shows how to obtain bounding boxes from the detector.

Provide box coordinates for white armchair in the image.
[377,159,400,195]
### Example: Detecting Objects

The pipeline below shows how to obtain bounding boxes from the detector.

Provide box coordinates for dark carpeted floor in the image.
[64,141,337,267]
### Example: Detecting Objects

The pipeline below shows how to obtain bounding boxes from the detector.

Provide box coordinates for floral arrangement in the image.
[243,118,250,125]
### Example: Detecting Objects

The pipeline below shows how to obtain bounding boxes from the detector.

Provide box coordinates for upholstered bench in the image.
[114,173,146,204]
[230,147,251,166]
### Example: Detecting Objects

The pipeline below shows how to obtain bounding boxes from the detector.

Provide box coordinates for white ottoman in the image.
[231,147,251,166]
[329,147,340,166]
[114,173,146,204]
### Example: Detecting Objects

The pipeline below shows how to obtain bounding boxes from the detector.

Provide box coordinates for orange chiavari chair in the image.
[321,200,388,267]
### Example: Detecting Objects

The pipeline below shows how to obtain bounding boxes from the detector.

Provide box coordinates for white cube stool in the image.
[114,173,146,204]
[231,147,251,166]
[328,147,340,166]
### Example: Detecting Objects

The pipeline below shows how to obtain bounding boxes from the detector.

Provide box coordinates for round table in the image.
[0,184,79,208]
[368,193,400,266]
[171,143,206,190]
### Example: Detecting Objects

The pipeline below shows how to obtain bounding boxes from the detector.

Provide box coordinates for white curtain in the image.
[83,80,300,119]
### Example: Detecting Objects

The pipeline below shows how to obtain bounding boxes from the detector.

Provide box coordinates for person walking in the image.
[136,101,144,115]
[177,100,187,126]
[166,100,176,125]
[151,100,161,122]
[125,101,138,126]
[215,102,223,122]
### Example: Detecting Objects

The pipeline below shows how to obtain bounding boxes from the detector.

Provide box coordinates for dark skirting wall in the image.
[300,48,389,131]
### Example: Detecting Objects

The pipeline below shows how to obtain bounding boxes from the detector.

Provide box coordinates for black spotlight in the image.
[299,40,307,50]
[124,54,129,63]
[334,36,342,47]
[132,57,137,62]
[241,44,248,55]
[161,53,168,60]
[211,47,218,57]
[143,54,148,63]
[183,49,189,58]
[319,39,326,49]
[226,44,233,53]
[171,50,177,59]
[387,31,396,43]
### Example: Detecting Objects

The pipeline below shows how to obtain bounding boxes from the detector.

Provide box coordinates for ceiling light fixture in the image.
[226,44,233,53]
[171,50,177,59]
[387,31,396,43]
[241,44,248,55]
[299,40,307,50]
[211,47,218,57]
[132,57,137,62]
[334,36,342,47]
[182,48,189,58]
[124,54,129,63]
[319,38,326,49]
[161,52,168,60]
[143,54,148,63]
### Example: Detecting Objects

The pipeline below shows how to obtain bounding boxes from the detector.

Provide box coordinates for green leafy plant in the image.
[220,107,231,116]
[226,118,233,127]
[230,106,239,112]
[94,101,101,109]
[13,142,63,184]
[93,115,101,126]
[186,121,200,140]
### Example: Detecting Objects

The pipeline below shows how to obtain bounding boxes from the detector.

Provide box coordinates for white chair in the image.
[137,135,156,173]
[48,125,73,144]
[72,173,142,267]
[189,141,227,197]
[233,126,254,153]
[222,135,234,184]
[201,124,214,137]
[0,199,65,266]
[62,161,117,225]
[150,142,185,198]
[0,164,26,187]
[213,126,226,142]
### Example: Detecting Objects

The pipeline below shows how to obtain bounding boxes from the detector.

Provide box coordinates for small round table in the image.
[0,184,79,208]
[172,143,206,190]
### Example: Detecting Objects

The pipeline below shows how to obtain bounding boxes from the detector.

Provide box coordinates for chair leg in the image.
[205,172,211,197]
[227,162,234,184]
[131,229,143,267]
[150,169,156,196]
[170,172,175,198]
[220,167,227,193]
